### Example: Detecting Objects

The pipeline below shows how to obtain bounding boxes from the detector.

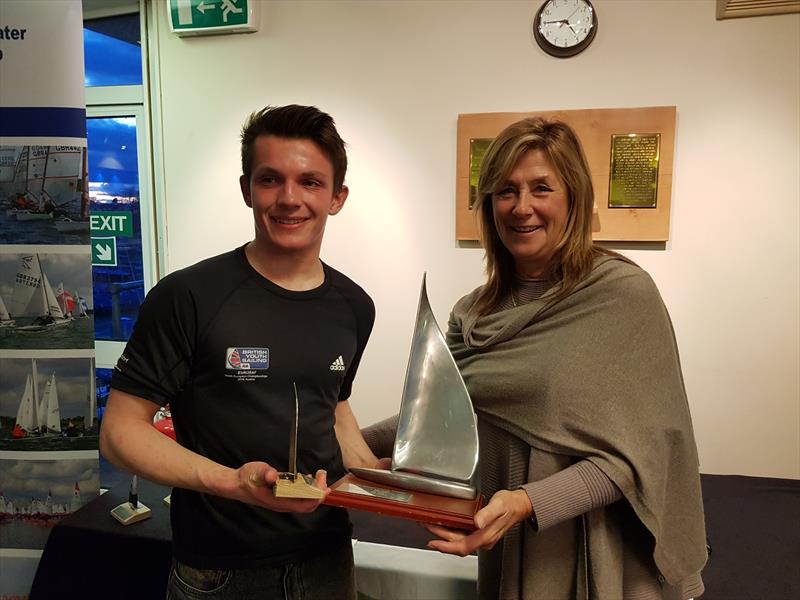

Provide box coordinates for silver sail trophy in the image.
[350,275,479,499]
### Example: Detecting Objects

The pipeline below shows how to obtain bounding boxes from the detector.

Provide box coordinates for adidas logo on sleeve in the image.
[330,355,346,371]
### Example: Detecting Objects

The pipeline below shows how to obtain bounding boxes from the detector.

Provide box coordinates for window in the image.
[84,1,161,488]
[83,2,159,369]
[87,116,145,341]
[84,13,142,87]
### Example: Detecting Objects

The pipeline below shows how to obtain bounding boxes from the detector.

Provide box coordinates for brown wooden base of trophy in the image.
[324,473,483,531]
[274,473,325,499]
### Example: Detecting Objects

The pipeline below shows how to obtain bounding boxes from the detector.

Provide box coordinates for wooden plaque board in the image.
[456,106,676,242]
[325,473,483,531]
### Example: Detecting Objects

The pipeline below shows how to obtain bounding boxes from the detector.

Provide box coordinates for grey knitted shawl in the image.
[447,256,707,593]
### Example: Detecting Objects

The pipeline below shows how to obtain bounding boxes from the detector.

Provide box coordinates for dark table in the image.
[30,474,800,600]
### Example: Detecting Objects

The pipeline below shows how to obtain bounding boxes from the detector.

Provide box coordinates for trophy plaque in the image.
[326,275,482,529]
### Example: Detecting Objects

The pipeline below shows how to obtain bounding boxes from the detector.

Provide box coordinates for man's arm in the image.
[100,389,327,512]
[334,400,386,470]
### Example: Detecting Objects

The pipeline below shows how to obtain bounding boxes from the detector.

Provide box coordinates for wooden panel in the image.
[716,0,800,20]
[455,106,676,242]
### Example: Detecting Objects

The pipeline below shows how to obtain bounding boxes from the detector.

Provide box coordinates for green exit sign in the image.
[91,237,118,267]
[90,211,133,237]
[167,0,259,36]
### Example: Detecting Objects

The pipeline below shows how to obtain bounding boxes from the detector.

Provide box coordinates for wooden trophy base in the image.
[274,473,324,499]
[110,501,152,526]
[324,473,483,531]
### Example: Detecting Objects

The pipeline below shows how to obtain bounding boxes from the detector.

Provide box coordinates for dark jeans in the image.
[166,542,356,600]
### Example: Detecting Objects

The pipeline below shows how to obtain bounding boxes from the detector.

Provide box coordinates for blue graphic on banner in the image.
[0,107,87,139]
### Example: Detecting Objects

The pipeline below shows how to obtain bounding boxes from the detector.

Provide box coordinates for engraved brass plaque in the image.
[609,134,661,208]
[469,138,492,209]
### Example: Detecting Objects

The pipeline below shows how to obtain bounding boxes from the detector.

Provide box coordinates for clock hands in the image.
[541,18,583,40]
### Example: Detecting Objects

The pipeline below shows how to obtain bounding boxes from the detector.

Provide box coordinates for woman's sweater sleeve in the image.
[360,414,399,459]
[522,460,622,531]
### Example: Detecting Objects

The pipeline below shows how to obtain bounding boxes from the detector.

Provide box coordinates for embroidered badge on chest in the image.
[226,347,270,370]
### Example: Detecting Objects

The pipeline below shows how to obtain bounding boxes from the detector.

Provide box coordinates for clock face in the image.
[534,0,597,57]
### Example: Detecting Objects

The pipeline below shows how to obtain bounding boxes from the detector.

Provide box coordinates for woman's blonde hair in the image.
[473,117,618,314]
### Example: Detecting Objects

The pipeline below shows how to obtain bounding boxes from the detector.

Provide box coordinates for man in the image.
[100,105,381,599]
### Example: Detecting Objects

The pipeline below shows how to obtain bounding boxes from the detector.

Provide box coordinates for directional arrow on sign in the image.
[196,1,215,14]
[91,236,118,266]
[95,242,113,261]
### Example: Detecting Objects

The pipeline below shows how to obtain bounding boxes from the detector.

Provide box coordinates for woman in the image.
[366,118,707,599]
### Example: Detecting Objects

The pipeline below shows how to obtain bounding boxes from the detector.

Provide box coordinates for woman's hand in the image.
[425,489,533,556]
[374,457,393,470]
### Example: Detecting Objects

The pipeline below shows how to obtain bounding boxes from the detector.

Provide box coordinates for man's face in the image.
[240,135,347,259]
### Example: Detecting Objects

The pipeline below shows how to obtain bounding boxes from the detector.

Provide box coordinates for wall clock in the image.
[533,0,598,58]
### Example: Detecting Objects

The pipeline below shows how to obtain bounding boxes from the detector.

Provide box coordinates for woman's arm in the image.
[427,461,621,556]
[359,413,398,460]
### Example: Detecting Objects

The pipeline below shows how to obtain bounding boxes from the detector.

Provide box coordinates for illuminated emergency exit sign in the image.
[167,0,259,36]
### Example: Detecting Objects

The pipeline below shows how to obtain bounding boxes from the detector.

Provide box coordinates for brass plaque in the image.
[609,134,661,208]
[468,138,492,209]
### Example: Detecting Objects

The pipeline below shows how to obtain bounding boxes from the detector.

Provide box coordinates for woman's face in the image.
[492,149,569,278]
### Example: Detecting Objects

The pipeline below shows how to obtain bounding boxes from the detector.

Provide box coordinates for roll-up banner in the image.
[0,2,99,597]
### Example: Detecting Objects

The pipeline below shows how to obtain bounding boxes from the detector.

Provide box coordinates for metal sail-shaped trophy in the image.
[349,274,479,500]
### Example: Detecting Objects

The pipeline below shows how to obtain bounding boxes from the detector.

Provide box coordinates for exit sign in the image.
[91,237,118,267]
[167,0,259,36]
[90,211,133,237]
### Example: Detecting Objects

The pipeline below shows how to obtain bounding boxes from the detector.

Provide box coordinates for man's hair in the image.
[240,105,347,193]
[473,117,621,314]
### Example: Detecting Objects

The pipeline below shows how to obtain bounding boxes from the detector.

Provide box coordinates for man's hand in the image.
[229,462,330,513]
[425,489,532,557]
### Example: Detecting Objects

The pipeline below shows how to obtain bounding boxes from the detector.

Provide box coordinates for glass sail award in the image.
[326,275,483,529]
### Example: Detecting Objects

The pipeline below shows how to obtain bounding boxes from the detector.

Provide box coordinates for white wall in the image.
[149,0,800,479]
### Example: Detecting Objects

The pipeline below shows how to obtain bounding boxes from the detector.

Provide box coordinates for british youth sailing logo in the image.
[226,347,269,370]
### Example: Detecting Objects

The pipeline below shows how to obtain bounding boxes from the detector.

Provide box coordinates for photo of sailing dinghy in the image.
[0,249,94,349]
[11,254,72,332]
[1,355,98,451]
[0,145,89,244]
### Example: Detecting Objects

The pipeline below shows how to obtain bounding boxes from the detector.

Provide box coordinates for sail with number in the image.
[9,254,39,317]
[0,146,28,200]
[26,146,48,207]
[23,256,65,319]
[10,254,71,328]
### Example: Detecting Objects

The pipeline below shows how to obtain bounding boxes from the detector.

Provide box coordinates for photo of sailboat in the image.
[0,145,90,245]
[0,452,100,549]
[0,248,93,349]
[0,355,97,451]
[11,254,73,332]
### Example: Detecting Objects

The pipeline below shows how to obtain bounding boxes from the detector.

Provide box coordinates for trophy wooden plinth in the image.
[110,501,152,526]
[325,473,483,531]
[274,473,324,500]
